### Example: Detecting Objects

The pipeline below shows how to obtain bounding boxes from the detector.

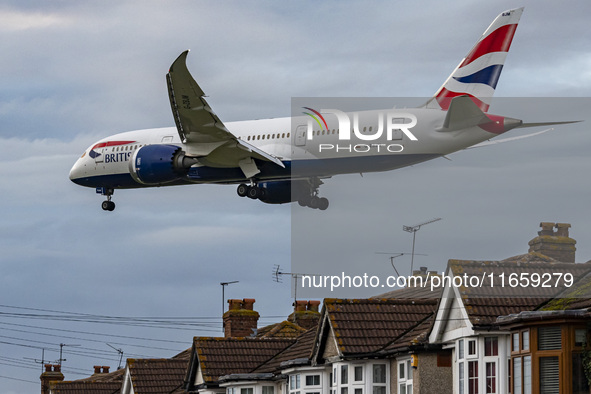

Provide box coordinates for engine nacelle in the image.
[129,144,184,185]
[258,180,311,204]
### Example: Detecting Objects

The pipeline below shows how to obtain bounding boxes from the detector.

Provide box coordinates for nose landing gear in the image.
[97,187,116,211]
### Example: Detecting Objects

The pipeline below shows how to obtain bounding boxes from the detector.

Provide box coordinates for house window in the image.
[522,331,529,351]
[468,339,477,357]
[539,356,559,393]
[468,361,478,394]
[459,339,465,360]
[306,375,320,386]
[575,329,586,347]
[372,364,387,394]
[228,388,236,394]
[397,361,411,394]
[485,362,496,394]
[523,356,531,394]
[354,389,362,394]
[513,357,522,394]
[290,375,301,390]
[263,387,274,394]
[513,332,519,352]
[341,365,349,384]
[538,327,562,351]
[241,388,253,394]
[459,362,465,394]
[354,366,363,382]
[485,337,498,357]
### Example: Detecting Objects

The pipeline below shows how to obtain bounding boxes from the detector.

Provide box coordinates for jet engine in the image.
[129,144,197,185]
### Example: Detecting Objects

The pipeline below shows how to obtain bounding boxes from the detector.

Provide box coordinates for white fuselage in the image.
[69,107,507,189]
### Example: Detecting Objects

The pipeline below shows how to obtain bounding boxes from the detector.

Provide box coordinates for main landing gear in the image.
[297,178,329,210]
[237,183,267,200]
[97,187,115,211]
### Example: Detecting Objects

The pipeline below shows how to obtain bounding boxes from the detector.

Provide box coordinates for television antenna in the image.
[375,252,428,276]
[24,348,47,372]
[273,265,318,303]
[402,218,441,275]
[106,343,124,370]
[58,343,80,366]
[220,280,239,334]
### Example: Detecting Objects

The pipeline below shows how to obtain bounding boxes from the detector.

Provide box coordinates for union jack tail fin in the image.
[425,7,524,112]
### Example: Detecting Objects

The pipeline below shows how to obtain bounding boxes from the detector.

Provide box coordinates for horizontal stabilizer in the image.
[517,120,582,128]
[437,95,489,132]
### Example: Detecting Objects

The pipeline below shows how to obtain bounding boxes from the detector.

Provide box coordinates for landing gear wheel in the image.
[247,186,260,199]
[309,196,320,209]
[237,184,248,197]
[101,200,115,211]
[318,197,329,211]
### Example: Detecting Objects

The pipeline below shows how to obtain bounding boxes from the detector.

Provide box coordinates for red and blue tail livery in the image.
[426,7,523,112]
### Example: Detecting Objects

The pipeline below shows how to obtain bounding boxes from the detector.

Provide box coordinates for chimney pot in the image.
[242,298,255,310]
[293,300,307,312]
[102,366,110,373]
[420,266,427,273]
[53,365,61,373]
[538,222,555,236]
[94,366,102,374]
[555,223,571,237]
[227,299,242,310]
[307,300,321,312]
[45,364,52,372]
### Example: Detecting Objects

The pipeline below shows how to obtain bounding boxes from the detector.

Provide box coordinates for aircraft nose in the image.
[69,159,84,185]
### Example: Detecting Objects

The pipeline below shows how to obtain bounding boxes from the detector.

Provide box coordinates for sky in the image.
[1,1,591,392]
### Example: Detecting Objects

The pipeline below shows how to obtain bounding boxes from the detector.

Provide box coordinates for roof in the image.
[193,337,295,383]
[253,328,317,373]
[256,320,308,338]
[50,381,121,394]
[320,298,437,356]
[50,368,124,393]
[375,283,443,299]
[126,358,188,394]
[447,260,591,326]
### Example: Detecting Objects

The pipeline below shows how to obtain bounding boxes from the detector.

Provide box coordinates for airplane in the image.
[69,7,575,211]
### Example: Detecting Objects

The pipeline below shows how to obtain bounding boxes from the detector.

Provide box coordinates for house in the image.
[428,222,591,394]
[312,298,446,394]
[496,272,591,393]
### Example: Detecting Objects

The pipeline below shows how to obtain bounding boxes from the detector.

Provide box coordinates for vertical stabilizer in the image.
[425,7,524,112]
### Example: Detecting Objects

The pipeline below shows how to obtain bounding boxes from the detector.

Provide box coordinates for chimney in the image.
[223,298,260,337]
[528,222,576,263]
[288,300,321,329]
[409,267,442,288]
[40,364,64,394]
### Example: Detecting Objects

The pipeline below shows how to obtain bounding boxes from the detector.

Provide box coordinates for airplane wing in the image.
[166,50,284,178]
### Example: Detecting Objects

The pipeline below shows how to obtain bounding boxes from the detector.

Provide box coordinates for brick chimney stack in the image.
[223,298,260,337]
[528,222,576,263]
[40,364,64,394]
[288,300,321,329]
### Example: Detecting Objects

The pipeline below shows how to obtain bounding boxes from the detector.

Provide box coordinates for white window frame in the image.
[371,362,388,394]
[397,359,412,394]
